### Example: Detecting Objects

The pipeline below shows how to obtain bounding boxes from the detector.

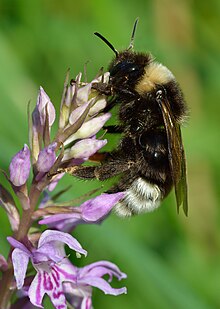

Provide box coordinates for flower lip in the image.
[8,229,88,303]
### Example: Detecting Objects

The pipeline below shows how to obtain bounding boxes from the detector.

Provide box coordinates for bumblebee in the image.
[67,19,188,217]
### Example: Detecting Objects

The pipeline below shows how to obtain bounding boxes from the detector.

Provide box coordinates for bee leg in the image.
[94,160,134,181]
[92,82,112,95]
[67,166,97,179]
[69,160,134,181]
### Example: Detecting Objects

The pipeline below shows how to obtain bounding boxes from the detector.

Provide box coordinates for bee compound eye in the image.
[110,61,139,77]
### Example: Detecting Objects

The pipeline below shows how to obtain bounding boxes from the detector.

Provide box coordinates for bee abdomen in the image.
[114,177,162,217]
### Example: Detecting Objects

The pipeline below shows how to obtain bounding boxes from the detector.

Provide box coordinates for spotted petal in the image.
[29,263,76,309]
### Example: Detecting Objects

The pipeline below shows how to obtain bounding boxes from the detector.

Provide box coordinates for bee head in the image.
[94,18,151,88]
[108,51,151,87]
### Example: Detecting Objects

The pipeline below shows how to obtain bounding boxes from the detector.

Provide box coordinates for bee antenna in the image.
[128,17,139,50]
[94,32,119,57]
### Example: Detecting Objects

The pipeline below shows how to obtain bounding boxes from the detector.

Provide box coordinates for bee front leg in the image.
[92,82,112,96]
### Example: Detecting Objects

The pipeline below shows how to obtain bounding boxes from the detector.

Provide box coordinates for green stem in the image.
[0,183,42,309]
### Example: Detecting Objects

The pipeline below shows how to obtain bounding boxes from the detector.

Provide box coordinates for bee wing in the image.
[157,93,188,216]
[174,125,188,216]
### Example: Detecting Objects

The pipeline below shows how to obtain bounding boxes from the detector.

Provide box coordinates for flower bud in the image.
[69,102,89,125]
[9,144,31,186]
[59,72,82,129]
[64,138,107,160]
[81,192,125,222]
[76,83,92,106]
[89,98,107,116]
[66,113,111,143]
[37,143,57,173]
[92,72,110,83]
[37,86,56,127]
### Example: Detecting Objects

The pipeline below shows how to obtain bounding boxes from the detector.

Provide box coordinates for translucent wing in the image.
[156,91,188,216]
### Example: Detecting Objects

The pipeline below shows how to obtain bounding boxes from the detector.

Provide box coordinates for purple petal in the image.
[81,297,92,309]
[32,105,41,133]
[28,272,44,308]
[89,98,107,116]
[76,260,127,296]
[38,213,77,225]
[69,102,89,125]
[76,83,92,106]
[81,192,125,222]
[9,144,31,186]
[7,237,32,255]
[47,285,67,309]
[68,113,111,141]
[30,268,67,309]
[11,248,30,289]
[93,72,110,84]
[39,192,125,231]
[63,282,92,309]
[39,213,82,232]
[63,281,92,295]
[47,173,64,192]
[37,143,57,173]
[38,230,87,257]
[37,86,56,127]
[29,263,76,309]
[66,138,107,159]
[79,261,127,281]
[78,276,127,296]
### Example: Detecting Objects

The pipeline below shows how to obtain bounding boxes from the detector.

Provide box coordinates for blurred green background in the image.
[1,0,220,308]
